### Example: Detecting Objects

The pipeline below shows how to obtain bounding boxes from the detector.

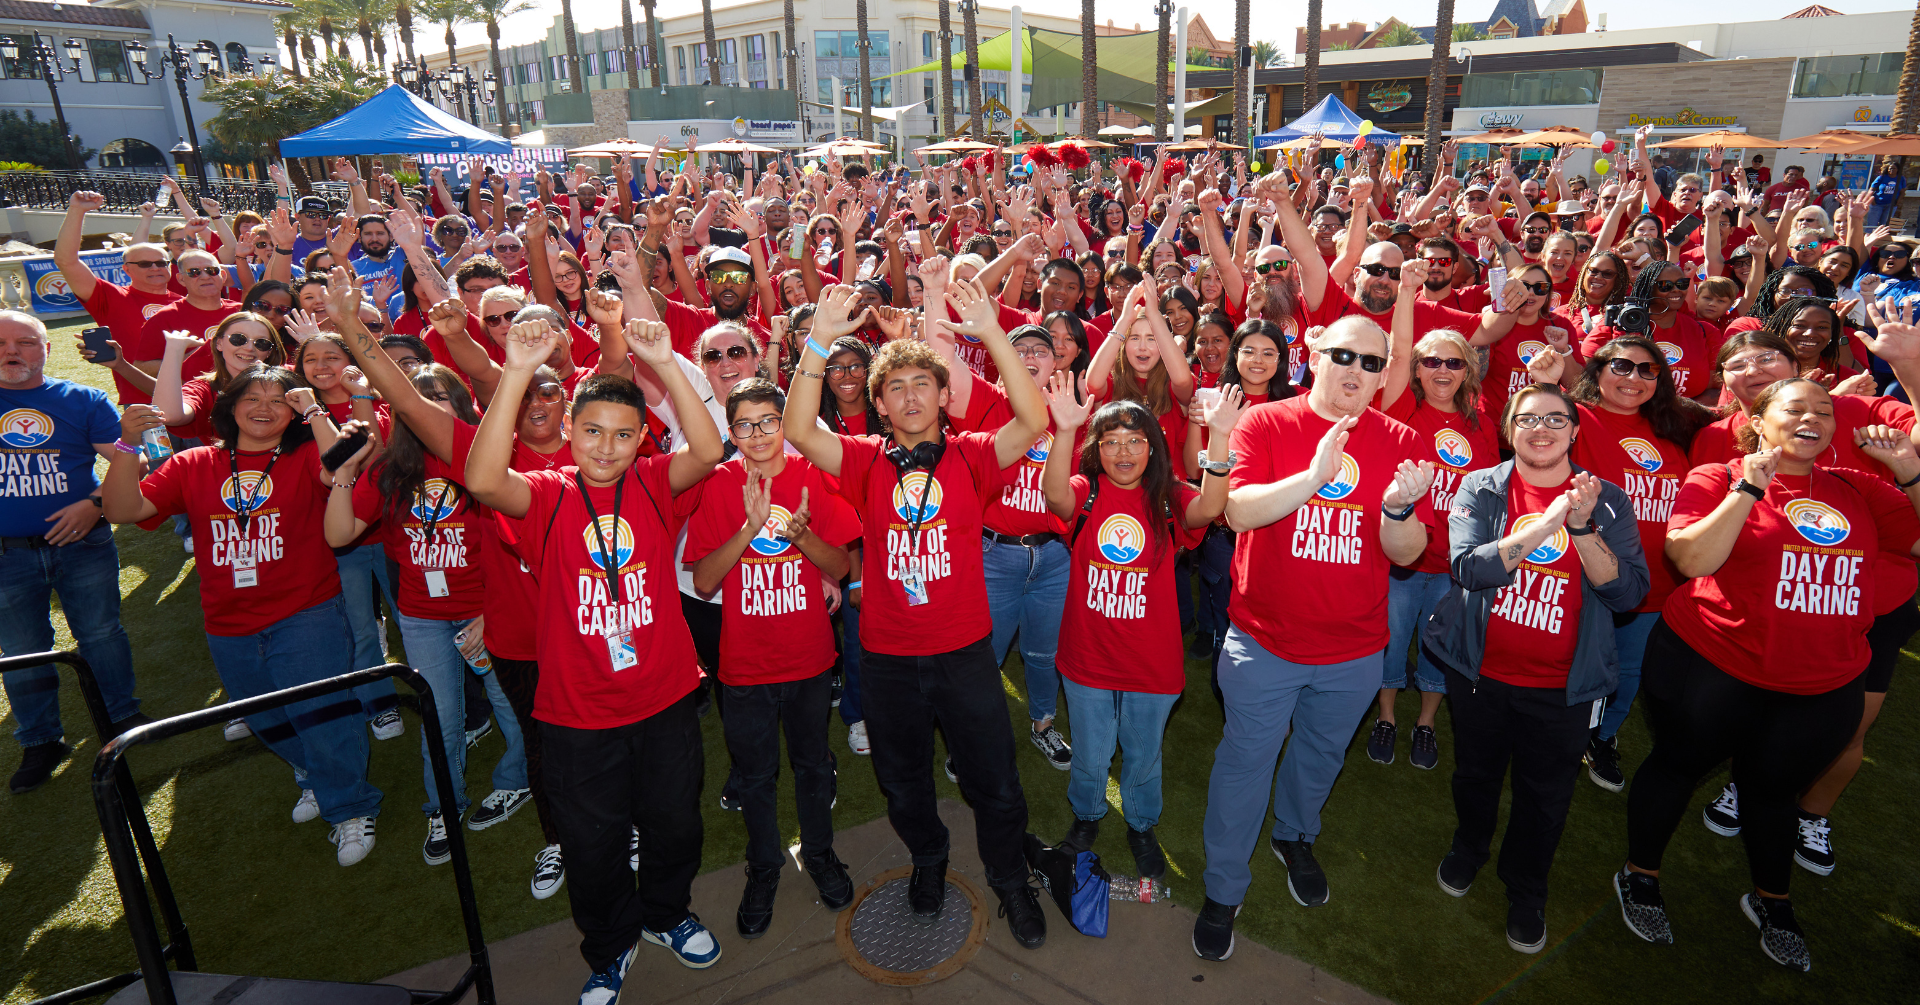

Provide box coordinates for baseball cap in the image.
[1389,222,1414,236]
[1332,176,1351,188]
[706,247,753,272]
[295,195,328,215]
[1465,183,1492,195]
[1008,324,1054,348]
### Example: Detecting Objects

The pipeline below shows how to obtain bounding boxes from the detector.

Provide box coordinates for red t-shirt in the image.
[449,422,569,660]
[833,431,1008,657]
[1664,464,1920,693]
[946,299,1029,382]
[1571,404,1685,612]
[491,458,702,728]
[824,409,871,437]
[1422,285,1492,315]
[1579,312,1716,399]
[682,457,861,685]
[661,297,770,361]
[423,313,600,387]
[1480,475,1584,689]
[1227,397,1436,663]
[85,281,178,405]
[134,299,241,387]
[136,441,340,636]
[1057,475,1206,693]
[1305,284,1481,350]
[166,377,217,443]
[949,380,1076,537]
[352,455,492,621]
[1383,394,1501,574]
[1483,316,1563,416]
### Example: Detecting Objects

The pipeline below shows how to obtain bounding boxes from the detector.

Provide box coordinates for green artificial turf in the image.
[5,318,1918,1003]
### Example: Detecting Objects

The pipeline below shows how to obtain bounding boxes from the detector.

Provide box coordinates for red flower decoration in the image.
[1027,144,1060,169]
[1057,143,1090,170]
[960,155,979,174]
[1116,157,1147,184]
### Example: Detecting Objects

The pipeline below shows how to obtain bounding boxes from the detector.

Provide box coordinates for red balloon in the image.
[1354,135,1367,149]
[1601,140,1616,153]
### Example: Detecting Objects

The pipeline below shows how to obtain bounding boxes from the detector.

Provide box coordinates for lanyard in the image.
[229,445,282,539]
[419,481,454,551]
[575,470,627,606]
[893,464,936,557]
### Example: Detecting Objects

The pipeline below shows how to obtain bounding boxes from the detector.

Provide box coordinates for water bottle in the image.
[454,627,491,676]
[154,180,170,205]
[1106,874,1171,903]
[139,425,173,463]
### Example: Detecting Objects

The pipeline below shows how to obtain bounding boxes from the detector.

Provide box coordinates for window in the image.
[923,31,933,59]
[814,30,889,59]
[550,55,565,80]
[722,38,737,65]
[1460,68,1602,107]
[605,48,625,73]
[4,36,40,79]
[225,42,247,72]
[505,102,518,121]
[582,51,597,76]
[525,60,542,83]
[1794,53,1904,98]
[816,76,891,106]
[751,80,767,88]
[675,45,685,84]
[747,35,765,62]
[530,100,544,121]
[89,37,129,82]
[693,42,708,71]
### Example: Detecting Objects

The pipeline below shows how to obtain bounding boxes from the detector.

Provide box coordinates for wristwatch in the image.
[275,247,293,256]
[1733,479,1766,501]
[1196,451,1236,477]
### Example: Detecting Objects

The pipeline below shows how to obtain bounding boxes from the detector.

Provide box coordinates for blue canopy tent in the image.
[1253,94,1402,150]
[279,85,511,156]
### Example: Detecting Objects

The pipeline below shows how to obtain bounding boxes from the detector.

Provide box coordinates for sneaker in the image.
[629,826,639,872]
[1271,838,1330,907]
[1365,719,1397,765]
[719,788,742,812]
[1585,733,1626,792]
[1410,725,1440,770]
[576,942,635,1005]
[1029,723,1072,770]
[909,858,948,921]
[805,850,855,911]
[108,711,155,739]
[291,789,319,824]
[1614,867,1673,944]
[736,865,780,939]
[468,787,531,830]
[1507,903,1547,954]
[847,721,871,756]
[422,812,451,865]
[1703,782,1741,837]
[1437,851,1477,898]
[9,740,69,794]
[1740,893,1812,972]
[464,719,492,751]
[830,673,843,708]
[1192,897,1240,961]
[329,816,377,866]
[943,756,958,783]
[222,718,252,742]
[1794,812,1835,876]
[641,913,722,969]
[182,534,193,555]
[1128,825,1167,880]
[1186,630,1214,659]
[995,881,1048,949]
[531,844,565,900]
[1061,818,1099,853]
[369,709,404,741]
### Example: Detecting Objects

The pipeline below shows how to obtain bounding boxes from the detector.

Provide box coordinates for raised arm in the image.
[1379,261,1426,411]
[101,407,165,525]
[626,318,724,493]
[1667,451,1772,579]
[1186,386,1246,527]
[152,331,202,426]
[326,267,458,461]
[430,299,503,406]
[1039,372,1094,518]
[1141,276,1195,402]
[1274,182,1330,311]
[55,191,105,303]
[782,285,871,477]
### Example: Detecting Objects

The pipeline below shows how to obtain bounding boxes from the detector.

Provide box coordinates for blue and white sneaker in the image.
[577,942,636,1004]
[641,913,723,969]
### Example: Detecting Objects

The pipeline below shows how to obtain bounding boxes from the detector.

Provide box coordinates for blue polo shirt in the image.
[0,378,120,537]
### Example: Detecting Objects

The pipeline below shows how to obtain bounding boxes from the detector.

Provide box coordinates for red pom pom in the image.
[961,155,979,174]
[1162,158,1187,181]
[1117,157,1148,184]
[983,149,998,172]
[1057,143,1090,170]
[1027,144,1059,169]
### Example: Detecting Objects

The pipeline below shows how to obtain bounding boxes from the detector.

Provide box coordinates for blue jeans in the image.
[203,597,382,823]
[395,613,527,816]
[982,536,1070,723]
[1060,678,1180,831]
[1597,612,1661,741]
[838,597,864,726]
[335,542,400,719]
[1384,568,1450,692]
[1868,200,1898,229]
[0,524,139,747]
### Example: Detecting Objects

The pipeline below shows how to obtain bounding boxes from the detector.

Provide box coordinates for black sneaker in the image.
[830,673,843,708]
[1614,867,1673,944]
[109,711,156,739]
[1061,817,1099,853]
[1410,725,1440,770]
[804,850,854,911]
[719,789,742,812]
[995,881,1047,949]
[1703,782,1740,836]
[1585,733,1626,792]
[1029,723,1072,770]
[1128,825,1168,880]
[467,787,531,830]
[1192,897,1240,961]
[9,740,69,794]
[909,858,948,921]
[1365,719,1397,765]
[1740,892,1812,971]
[1437,851,1477,898]
[1507,903,1547,954]
[1271,838,1330,906]
[1794,812,1835,876]
[422,812,451,866]
[736,865,780,939]
[1186,630,1214,659]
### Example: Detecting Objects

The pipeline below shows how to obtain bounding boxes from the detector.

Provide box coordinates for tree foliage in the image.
[200,58,388,158]
[0,110,96,168]
[1453,23,1489,42]
[1377,23,1426,48]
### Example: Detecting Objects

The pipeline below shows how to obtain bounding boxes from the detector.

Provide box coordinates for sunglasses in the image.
[182,266,221,279]
[363,320,387,333]
[1360,263,1402,280]
[992,228,1013,237]
[1512,412,1572,429]
[1522,227,1552,236]
[299,210,329,219]
[1652,277,1691,293]
[493,243,523,253]
[522,383,565,404]
[226,332,277,353]
[1605,358,1661,380]
[1106,248,1126,259]
[248,300,291,316]
[252,242,271,251]
[482,312,516,327]
[1255,260,1292,274]
[1518,280,1553,296]
[1423,256,1455,268]
[1317,347,1387,373]
[125,259,169,269]
[707,271,752,287]
[1882,248,1911,259]
[702,344,753,363]
[1791,241,1822,251]
[729,415,784,438]
[1419,357,1468,371]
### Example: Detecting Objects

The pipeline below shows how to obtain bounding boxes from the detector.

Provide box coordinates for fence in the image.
[0,170,279,215]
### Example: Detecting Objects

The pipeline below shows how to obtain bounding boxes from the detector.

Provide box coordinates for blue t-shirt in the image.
[351,250,405,291]
[0,379,120,536]
[1872,174,1905,204]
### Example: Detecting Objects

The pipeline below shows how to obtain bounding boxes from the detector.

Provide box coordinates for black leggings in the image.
[1625,620,1864,895]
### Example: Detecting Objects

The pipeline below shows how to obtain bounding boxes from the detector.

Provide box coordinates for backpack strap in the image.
[1068,479,1103,549]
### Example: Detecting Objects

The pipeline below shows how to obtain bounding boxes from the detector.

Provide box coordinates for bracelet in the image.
[350,394,376,401]
[804,338,831,359]
[1567,523,1594,537]
[112,439,141,454]
[275,247,293,256]
[1382,500,1418,522]
[797,368,825,380]
[1901,469,1920,489]
[332,478,355,490]
[847,580,862,590]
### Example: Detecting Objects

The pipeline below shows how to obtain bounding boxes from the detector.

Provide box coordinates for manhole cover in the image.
[836,866,987,986]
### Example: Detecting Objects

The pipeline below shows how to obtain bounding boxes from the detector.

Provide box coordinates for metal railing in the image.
[0,170,279,214]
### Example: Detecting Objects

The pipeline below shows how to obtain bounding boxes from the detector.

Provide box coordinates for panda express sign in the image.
[1625,107,1739,128]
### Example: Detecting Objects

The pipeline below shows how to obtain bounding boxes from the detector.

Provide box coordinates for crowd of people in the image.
[4,122,1916,1001]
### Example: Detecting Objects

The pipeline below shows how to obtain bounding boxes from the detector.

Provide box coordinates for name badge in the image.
[424,569,450,598]
[233,567,259,589]
[606,630,637,671]
[901,568,930,607]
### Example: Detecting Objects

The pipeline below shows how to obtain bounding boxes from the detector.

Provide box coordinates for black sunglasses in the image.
[226,332,277,353]
[1518,280,1553,296]
[247,300,291,316]
[1881,247,1911,259]
[1605,358,1661,380]
[702,344,752,363]
[1317,347,1387,373]
[1360,263,1401,280]
[182,266,221,279]
[299,210,329,219]
[1419,357,1467,371]
[1652,277,1691,293]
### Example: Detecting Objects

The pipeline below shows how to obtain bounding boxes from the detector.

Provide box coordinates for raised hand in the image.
[782,487,814,543]
[583,288,624,330]
[812,285,870,343]
[1526,345,1569,385]
[323,266,365,322]
[1383,459,1437,511]
[1544,325,1571,353]
[1204,383,1249,434]
[1565,471,1603,529]
[1399,257,1429,294]
[368,272,399,309]
[935,279,1001,341]
[742,470,773,538]
[625,318,675,369]
[1861,299,1920,362]
[1044,371,1093,430]
[425,297,468,337]
[504,320,559,372]
[1741,445,1781,491]
[284,386,319,416]
[118,403,167,444]
[287,308,324,342]
[1831,371,1879,397]
[1855,424,1920,479]
[1310,414,1357,487]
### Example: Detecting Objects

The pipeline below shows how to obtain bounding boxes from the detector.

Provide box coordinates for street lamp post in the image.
[125,35,228,196]
[0,35,85,169]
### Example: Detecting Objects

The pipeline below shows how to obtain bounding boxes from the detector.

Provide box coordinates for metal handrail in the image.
[0,170,278,213]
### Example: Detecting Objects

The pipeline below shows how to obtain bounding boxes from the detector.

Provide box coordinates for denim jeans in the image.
[722,668,836,870]
[837,599,864,726]
[0,524,139,747]
[335,542,400,719]
[1384,568,1450,692]
[202,597,382,823]
[1597,612,1661,741]
[1194,525,1235,646]
[1060,678,1180,832]
[1868,200,1898,229]
[982,536,1070,723]
[395,612,528,817]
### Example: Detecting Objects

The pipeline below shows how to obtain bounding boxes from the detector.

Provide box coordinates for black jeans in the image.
[1445,668,1592,911]
[491,656,557,844]
[862,634,1031,890]
[1626,620,1863,895]
[542,686,704,970]
[723,668,837,870]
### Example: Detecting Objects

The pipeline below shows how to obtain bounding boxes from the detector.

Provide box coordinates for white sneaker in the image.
[291,789,319,824]
[847,721,871,756]
[369,710,404,741]
[182,535,193,555]
[532,843,565,900]
[223,718,251,742]
[629,826,639,872]
[330,816,376,866]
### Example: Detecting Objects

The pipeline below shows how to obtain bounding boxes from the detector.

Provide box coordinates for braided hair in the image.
[1570,251,1630,313]
[1759,296,1847,373]
[1744,265,1836,322]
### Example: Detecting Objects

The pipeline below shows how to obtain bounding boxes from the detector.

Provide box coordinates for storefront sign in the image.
[731,117,802,143]
[1479,111,1524,128]
[1626,108,1738,128]
[1368,83,1413,114]
[1853,106,1893,124]
[417,146,570,187]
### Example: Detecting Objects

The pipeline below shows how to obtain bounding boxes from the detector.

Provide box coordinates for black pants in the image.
[862,634,1031,890]
[723,668,836,870]
[542,686,704,970]
[491,656,557,844]
[1445,668,1592,911]
[682,592,724,708]
[1626,620,1864,895]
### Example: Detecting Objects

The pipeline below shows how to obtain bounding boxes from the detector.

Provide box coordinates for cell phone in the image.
[1663,215,1703,245]
[320,427,370,471]
[80,326,117,364]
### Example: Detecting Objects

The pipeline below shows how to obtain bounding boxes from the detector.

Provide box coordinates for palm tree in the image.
[1453,24,1487,43]
[701,0,720,85]
[1304,0,1322,106]
[938,0,955,135]
[1079,0,1097,138]
[1154,3,1170,141]
[963,0,982,136]
[1426,0,1456,184]
[275,10,304,77]
[395,0,418,64]
[1233,0,1249,145]
[619,0,641,89]
[1253,39,1280,68]
[319,16,339,62]
[415,0,474,115]
[472,0,536,124]
[557,0,582,94]
[786,0,801,119]
[1893,1,1920,135]
[641,0,663,88]
[856,0,873,140]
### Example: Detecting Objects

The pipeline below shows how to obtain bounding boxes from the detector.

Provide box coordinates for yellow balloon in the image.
[1359,120,1375,135]
[1594,159,1610,175]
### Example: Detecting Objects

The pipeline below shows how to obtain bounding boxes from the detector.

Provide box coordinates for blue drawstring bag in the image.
[1024,833,1110,937]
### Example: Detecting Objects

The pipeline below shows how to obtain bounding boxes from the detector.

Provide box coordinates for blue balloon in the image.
[1334,153,1345,169]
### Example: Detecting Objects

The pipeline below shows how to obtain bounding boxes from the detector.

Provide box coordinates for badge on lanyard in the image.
[424,569,450,598]
[606,629,637,671]
[227,446,281,591]
[895,463,938,608]
[901,567,929,606]
[419,483,455,598]
[232,552,258,589]
[578,471,639,671]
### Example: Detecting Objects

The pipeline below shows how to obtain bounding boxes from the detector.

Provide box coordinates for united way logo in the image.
[892,470,944,522]
[1512,512,1569,564]
[141,303,166,320]
[0,408,54,448]
[1620,438,1664,473]
[749,504,795,556]
[219,472,275,512]
[1657,342,1684,365]
[1785,499,1851,546]
[1316,452,1362,500]
[408,478,461,522]
[1281,319,1301,345]
[1024,431,1053,464]
[1516,341,1548,366]
[582,515,636,571]
[1434,428,1474,468]
[1096,514,1146,564]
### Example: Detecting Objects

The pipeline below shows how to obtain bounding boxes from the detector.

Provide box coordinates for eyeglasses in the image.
[226,332,277,353]
[1316,347,1388,373]
[1359,263,1401,280]
[1423,256,1455,268]
[729,415,784,438]
[1722,350,1783,375]
[1419,357,1467,371]
[1255,260,1292,274]
[824,362,867,378]
[182,266,221,279]
[1097,436,1150,455]
[1512,412,1572,429]
[482,312,516,327]
[125,259,169,269]
[1518,280,1554,296]
[248,300,291,316]
[1522,226,1552,236]
[521,383,565,404]
[1013,344,1055,360]
[702,344,753,363]
[1605,358,1661,380]
[1652,277,1692,293]
[707,270,752,287]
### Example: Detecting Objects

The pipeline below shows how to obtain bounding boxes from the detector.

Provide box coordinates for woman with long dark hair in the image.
[1582,261,1721,401]
[1045,310,1091,380]
[1762,296,1855,380]
[1187,311,1234,390]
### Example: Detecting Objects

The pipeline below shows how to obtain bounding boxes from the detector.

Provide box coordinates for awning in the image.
[279,85,511,156]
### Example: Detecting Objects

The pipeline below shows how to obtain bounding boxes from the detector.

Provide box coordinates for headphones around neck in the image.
[885,437,946,476]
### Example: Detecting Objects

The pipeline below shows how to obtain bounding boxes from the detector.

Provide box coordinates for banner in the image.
[22,250,126,314]
[416,146,570,189]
